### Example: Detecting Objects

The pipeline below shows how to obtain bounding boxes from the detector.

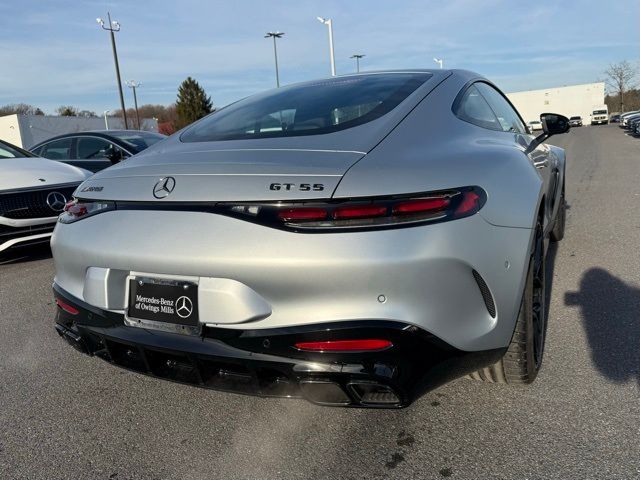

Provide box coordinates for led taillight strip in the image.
[294,339,393,352]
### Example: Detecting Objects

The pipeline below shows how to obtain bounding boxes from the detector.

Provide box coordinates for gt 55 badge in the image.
[269,183,324,191]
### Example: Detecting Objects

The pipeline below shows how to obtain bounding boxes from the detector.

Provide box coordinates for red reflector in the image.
[392,197,450,215]
[55,298,79,315]
[455,191,480,215]
[333,205,387,220]
[294,339,393,352]
[278,208,327,222]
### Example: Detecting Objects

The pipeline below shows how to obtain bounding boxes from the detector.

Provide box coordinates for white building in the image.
[507,82,605,125]
[0,114,158,149]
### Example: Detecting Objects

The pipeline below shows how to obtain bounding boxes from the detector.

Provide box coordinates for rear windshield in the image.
[570,116,581,120]
[181,73,432,142]
[109,131,166,151]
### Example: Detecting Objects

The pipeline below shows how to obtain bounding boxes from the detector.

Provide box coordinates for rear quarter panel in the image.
[333,73,543,231]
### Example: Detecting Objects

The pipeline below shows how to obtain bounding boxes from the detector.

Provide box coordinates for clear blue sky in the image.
[1,0,638,114]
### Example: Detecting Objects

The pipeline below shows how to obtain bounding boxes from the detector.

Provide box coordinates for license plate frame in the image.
[125,276,201,336]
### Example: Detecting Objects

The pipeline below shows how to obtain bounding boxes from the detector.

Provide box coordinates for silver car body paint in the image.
[52,70,565,352]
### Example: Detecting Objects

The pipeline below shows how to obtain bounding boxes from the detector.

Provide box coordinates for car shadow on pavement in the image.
[0,244,52,265]
[565,268,640,387]
[545,241,559,323]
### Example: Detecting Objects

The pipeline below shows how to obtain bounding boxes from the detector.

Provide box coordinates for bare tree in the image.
[0,103,44,116]
[605,60,638,112]
[111,103,179,131]
[77,110,98,118]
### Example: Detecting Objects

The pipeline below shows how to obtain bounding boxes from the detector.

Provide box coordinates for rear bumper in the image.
[52,209,533,352]
[54,284,505,408]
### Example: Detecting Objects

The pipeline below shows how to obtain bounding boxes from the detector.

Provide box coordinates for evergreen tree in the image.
[56,105,78,116]
[175,77,213,129]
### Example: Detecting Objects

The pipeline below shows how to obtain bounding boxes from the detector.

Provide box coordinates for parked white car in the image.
[0,139,91,253]
[590,105,609,125]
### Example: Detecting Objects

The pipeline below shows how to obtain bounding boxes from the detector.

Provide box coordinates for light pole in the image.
[316,17,336,76]
[433,57,444,69]
[97,13,128,129]
[264,32,284,88]
[103,110,110,130]
[350,54,365,73]
[126,80,141,129]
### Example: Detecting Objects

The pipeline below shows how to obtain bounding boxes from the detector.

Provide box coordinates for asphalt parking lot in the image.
[1,125,639,480]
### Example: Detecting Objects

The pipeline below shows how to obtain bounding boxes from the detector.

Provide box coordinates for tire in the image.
[469,219,546,384]
[550,187,566,242]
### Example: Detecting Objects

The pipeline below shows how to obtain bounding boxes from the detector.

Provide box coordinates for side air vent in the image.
[472,270,496,318]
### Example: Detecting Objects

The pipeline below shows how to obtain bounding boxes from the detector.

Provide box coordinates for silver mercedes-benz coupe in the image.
[52,70,568,407]
[0,139,90,254]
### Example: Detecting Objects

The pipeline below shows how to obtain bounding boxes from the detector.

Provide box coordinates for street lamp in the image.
[103,110,110,130]
[350,54,365,73]
[126,80,142,129]
[264,31,284,88]
[316,17,336,76]
[433,57,444,69]
[97,13,128,129]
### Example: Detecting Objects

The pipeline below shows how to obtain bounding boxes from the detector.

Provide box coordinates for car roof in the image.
[85,129,164,136]
[29,130,161,152]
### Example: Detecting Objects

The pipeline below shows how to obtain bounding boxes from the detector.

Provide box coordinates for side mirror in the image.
[541,113,570,135]
[525,113,569,154]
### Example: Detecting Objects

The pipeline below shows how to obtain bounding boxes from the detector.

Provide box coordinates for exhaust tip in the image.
[347,381,401,406]
[55,324,88,354]
[299,379,351,406]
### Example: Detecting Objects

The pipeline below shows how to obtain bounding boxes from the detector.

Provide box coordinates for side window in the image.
[30,145,44,156]
[475,83,526,134]
[454,85,501,131]
[41,138,73,160]
[0,146,18,158]
[76,137,113,159]
[244,110,296,134]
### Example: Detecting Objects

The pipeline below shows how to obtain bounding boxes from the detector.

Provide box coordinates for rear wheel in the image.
[469,219,546,384]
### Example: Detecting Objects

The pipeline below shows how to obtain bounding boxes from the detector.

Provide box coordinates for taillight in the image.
[333,205,387,219]
[278,207,327,222]
[294,339,393,352]
[59,199,115,224]
[392,197,450,215]
[455,191,480,215]
[217,186,485,232]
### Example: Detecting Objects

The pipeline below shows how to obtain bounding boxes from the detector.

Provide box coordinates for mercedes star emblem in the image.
[46,191,67,212]
[153,177,176,199]
[175,296,193,318]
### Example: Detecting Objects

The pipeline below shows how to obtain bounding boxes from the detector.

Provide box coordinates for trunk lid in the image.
[75,147,364,201]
